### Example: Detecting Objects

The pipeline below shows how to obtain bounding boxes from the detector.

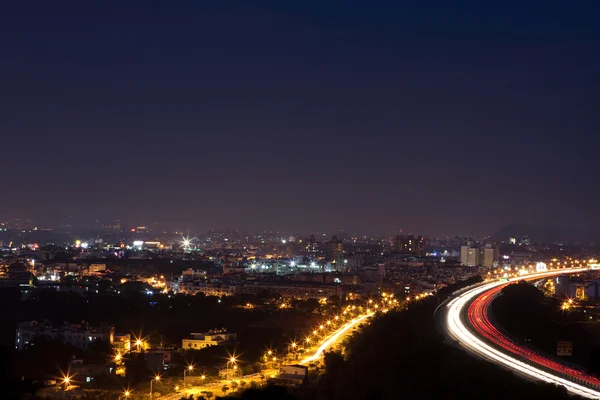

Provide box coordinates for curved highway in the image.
[442,268,600,399]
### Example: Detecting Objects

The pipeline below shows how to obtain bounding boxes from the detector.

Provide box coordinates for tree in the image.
[323,350,345,377]
[231,381,238,392]
[240,381,246,391]
[204,391,213,399]
[124,353,150,385]
[221,385,229,396]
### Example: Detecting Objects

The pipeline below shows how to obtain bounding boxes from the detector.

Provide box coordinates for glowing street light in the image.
[184,364,194,387]
[227,355,238,374]
[119,390,131,400]
[150,375,161,397]
[62,375,71,390]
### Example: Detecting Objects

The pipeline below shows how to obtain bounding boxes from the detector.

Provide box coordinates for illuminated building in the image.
[242,281,341,300]
[324,235,343,261]
[393,235,425,256]
[460,243,498,267]
[480,244,498,268]
[16,321,114,350]
[178,281,241,297]
[182,329,236,350]
[304,235,320,255]
[460,245,479,267]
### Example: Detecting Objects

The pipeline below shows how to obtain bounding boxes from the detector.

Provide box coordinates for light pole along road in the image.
[156,310,375,400]
[441,267,600,399]
[299,312,374,365]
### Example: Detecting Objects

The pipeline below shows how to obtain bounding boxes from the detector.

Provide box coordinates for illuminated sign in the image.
[536,262,547,272]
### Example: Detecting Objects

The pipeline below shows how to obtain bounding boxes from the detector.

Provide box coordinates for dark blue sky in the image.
[1,1,599,236]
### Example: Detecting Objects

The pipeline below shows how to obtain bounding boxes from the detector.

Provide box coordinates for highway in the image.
[442,268,600,399]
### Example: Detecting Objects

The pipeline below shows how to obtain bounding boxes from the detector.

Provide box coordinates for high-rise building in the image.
[480,244,499,268]
[460,245,479,267]
[393,235,425,256]
[460,243,498,267]
[324,235,343,261]
[304,235,320,255]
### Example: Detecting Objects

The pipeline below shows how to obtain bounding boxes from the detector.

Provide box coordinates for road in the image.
[157,310,374,399]
[299,311,374,365]
[441,267,600,399]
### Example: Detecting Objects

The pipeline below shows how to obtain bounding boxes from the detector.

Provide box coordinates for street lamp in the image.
[150,375,160,398]
[184,364,194,388]
[227,356,237,374]
[62,376,71,391]
[119,390,131,400]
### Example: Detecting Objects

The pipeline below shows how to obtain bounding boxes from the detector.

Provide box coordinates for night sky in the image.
[2,1,599,236]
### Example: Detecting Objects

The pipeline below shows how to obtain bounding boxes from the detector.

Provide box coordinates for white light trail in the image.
[445,268,600,399]
[300,312,374,365]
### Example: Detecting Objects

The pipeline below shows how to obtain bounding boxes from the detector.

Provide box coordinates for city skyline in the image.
[2,1,599,237]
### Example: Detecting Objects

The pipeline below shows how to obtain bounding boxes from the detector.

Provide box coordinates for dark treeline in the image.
[297,299,578,400]
[0,287,319,349]
[228,277,582,400]
[493,280,600,375]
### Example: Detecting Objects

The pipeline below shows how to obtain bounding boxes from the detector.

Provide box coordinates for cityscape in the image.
[2,2,600,400]
[2,221,600,399]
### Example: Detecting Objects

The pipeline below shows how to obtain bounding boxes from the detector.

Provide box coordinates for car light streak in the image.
[446,268,600,399]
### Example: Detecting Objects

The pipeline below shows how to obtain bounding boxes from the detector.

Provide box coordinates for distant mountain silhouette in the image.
[490,224,600,244]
